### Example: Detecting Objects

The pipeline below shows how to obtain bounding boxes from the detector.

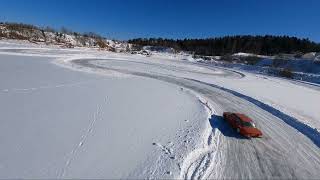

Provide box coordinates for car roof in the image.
[234,113,252,122]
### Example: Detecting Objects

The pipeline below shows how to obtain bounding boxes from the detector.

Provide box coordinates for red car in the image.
[223,112,262,138]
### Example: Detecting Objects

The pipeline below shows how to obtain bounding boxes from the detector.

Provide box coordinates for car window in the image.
[242,121,256,127]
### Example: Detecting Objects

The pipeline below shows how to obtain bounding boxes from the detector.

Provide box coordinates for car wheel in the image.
[236,128,240,133]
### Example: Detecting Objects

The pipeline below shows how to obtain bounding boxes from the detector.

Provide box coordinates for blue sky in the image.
[0,0,319,42]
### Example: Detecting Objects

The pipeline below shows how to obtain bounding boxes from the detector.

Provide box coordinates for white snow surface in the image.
[233,52,271,59]
[0,40,319,179]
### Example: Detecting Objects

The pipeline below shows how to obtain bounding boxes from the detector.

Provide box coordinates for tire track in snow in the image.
[179,98,222,180]
[67,58,320,179]
[100,59,237,78]
[59,96,107,178]
[186,78,320,148]
[69,59,261,178]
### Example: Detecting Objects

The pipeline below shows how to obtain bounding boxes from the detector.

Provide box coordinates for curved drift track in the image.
[70,58,320,179]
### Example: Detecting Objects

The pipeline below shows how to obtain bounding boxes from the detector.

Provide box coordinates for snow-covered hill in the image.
[0,23,129,52]
[193,51,320,84]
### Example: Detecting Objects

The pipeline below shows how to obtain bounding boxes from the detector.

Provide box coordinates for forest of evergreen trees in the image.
[128,35,320,56]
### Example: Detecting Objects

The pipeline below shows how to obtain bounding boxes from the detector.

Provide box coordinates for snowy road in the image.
[73,58,320,179]
[0,44,319,179]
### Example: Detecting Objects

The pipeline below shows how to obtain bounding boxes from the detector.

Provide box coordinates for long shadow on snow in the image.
[187,78,320,148]
[209,114,246,139]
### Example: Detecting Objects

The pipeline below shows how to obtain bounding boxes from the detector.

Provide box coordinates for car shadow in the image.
[209,114,247,139]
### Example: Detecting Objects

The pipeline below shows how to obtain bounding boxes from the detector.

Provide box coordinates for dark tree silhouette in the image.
[129,36,320,56]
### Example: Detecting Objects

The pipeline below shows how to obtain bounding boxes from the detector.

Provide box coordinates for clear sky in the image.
[0,0,319,42]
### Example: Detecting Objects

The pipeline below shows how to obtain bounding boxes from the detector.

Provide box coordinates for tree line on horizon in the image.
[128,36,320,56]
[1,22,320,56]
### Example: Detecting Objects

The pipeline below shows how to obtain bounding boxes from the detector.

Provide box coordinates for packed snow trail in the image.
[72,58,320,179]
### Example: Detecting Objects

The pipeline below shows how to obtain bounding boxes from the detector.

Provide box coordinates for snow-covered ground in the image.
[203,54,320,84]
[0,40,319,179]
[0,45,208,179]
